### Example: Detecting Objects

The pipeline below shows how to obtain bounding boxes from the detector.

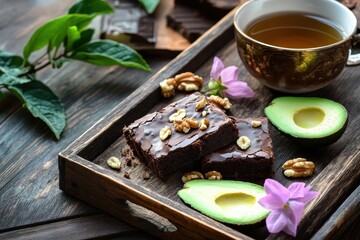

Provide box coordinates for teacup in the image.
[234,0,358,93]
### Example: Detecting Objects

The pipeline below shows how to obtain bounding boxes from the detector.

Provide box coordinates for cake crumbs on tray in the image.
[123,172,130,179]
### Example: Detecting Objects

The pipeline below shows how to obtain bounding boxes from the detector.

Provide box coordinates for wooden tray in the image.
[58,6,360,240]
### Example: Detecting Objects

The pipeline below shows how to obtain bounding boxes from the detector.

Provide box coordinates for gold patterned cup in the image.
[234,0,358,93]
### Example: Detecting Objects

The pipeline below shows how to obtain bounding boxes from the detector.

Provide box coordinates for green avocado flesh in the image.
[265,97,347,145]
[178,180,269,225]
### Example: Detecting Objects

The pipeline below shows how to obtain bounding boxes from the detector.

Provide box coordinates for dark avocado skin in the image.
[274,118,348,146]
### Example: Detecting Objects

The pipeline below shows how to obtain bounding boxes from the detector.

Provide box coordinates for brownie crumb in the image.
[123,172,130,179]
[121,147,134,157]
[122,147,136,166]
[125,157,132,167]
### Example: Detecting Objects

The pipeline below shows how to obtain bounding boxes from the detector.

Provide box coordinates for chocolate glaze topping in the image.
[126,92,234,158]
[204,117,273,162]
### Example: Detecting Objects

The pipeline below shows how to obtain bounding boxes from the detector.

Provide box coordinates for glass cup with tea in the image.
[234,0,358,93]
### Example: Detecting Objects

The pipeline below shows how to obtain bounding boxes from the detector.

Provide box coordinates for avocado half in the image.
[178,180,269,225]
[265,97,348,146]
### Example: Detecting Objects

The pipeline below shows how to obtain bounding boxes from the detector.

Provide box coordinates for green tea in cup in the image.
[234,0,358,93]
[244,12,344,49]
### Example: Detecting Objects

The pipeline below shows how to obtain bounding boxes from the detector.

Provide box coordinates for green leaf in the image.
[72,29,94,49]
[0,72,31,86]
[68,0,114,16]
[0,51,31,85]
[138,0,160,14]
[23,14,93,61]
[70,40,151,71]
[66,26,81,51]
[0,50,24,70]
[8,80,66,139]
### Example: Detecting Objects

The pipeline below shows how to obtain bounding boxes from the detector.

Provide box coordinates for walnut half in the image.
[182,171,204,183]
[208,95,232,110]
[282,158,315,178]
[205,171,222,180]
[173,118,199,133]
[159,78,177,98]
[175,72,204,92]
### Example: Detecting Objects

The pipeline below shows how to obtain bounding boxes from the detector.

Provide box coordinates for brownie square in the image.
[123,92,238,180]
[202,117,274,181]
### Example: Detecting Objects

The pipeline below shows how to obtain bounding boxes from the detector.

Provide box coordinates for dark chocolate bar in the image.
[101,0,156,48]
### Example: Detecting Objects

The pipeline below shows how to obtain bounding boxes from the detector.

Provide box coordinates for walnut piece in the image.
[282,158,315,178]
[205,171,222,180]
[195,97,207,111]
[251,120,262,128]
[159,78,177,98]
[237,136,251,150]
[202,110,207,117]
[173,118,199,133]
[182,171,204,183]
[199,118,209,130]
[107,156,121,169]
[175,72,204,92]
[143,171,151,180]
[159,126,172,141]
[208,95,232,110]
[169,109,187,122]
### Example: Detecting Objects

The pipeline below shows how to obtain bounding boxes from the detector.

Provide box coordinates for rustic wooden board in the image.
[59,5,360,240]
[0,1,169,239]
[312,184,360,240]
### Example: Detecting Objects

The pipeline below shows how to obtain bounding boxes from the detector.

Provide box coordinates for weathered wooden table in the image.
[0,1,359,239]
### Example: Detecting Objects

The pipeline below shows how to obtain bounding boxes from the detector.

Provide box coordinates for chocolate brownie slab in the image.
[202,117,274,181]
[123,92,238,180]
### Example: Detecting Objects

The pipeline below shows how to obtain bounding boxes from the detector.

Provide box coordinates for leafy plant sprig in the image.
[0,0,158,139]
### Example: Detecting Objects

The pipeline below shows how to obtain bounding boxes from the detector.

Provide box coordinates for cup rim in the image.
[234,0,358,51]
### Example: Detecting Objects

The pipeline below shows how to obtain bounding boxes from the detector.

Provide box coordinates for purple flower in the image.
[258,179,319,237]
[202,56,254,99]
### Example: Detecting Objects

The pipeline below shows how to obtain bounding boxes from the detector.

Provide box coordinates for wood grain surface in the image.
[0,0,169,239]
[59,3,360,240]
[1,0,359,240]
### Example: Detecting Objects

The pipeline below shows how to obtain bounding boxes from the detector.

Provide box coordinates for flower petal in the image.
[288,183,319,205]
[297,191,319,205]
[289,201,305,226]
[259,195,286,210]
[288,182,307,199]
[210,56,224,80]
[282,222,298,237]
[266,210,288,234]
[263,179,290,206]
[220,66,238,83]
[282,201,305,236]
[224,81,255,99]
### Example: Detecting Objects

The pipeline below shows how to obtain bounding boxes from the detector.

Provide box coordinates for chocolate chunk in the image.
[175,0,239,19]
[101,0,156,48]
[167,4,217,42]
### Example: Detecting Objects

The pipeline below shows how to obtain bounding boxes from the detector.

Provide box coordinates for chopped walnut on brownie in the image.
[123,92,238,180]
[202,117,274,182]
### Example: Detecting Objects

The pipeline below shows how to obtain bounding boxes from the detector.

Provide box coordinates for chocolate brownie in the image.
[202,117,274,181]
[123,92,238,180]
